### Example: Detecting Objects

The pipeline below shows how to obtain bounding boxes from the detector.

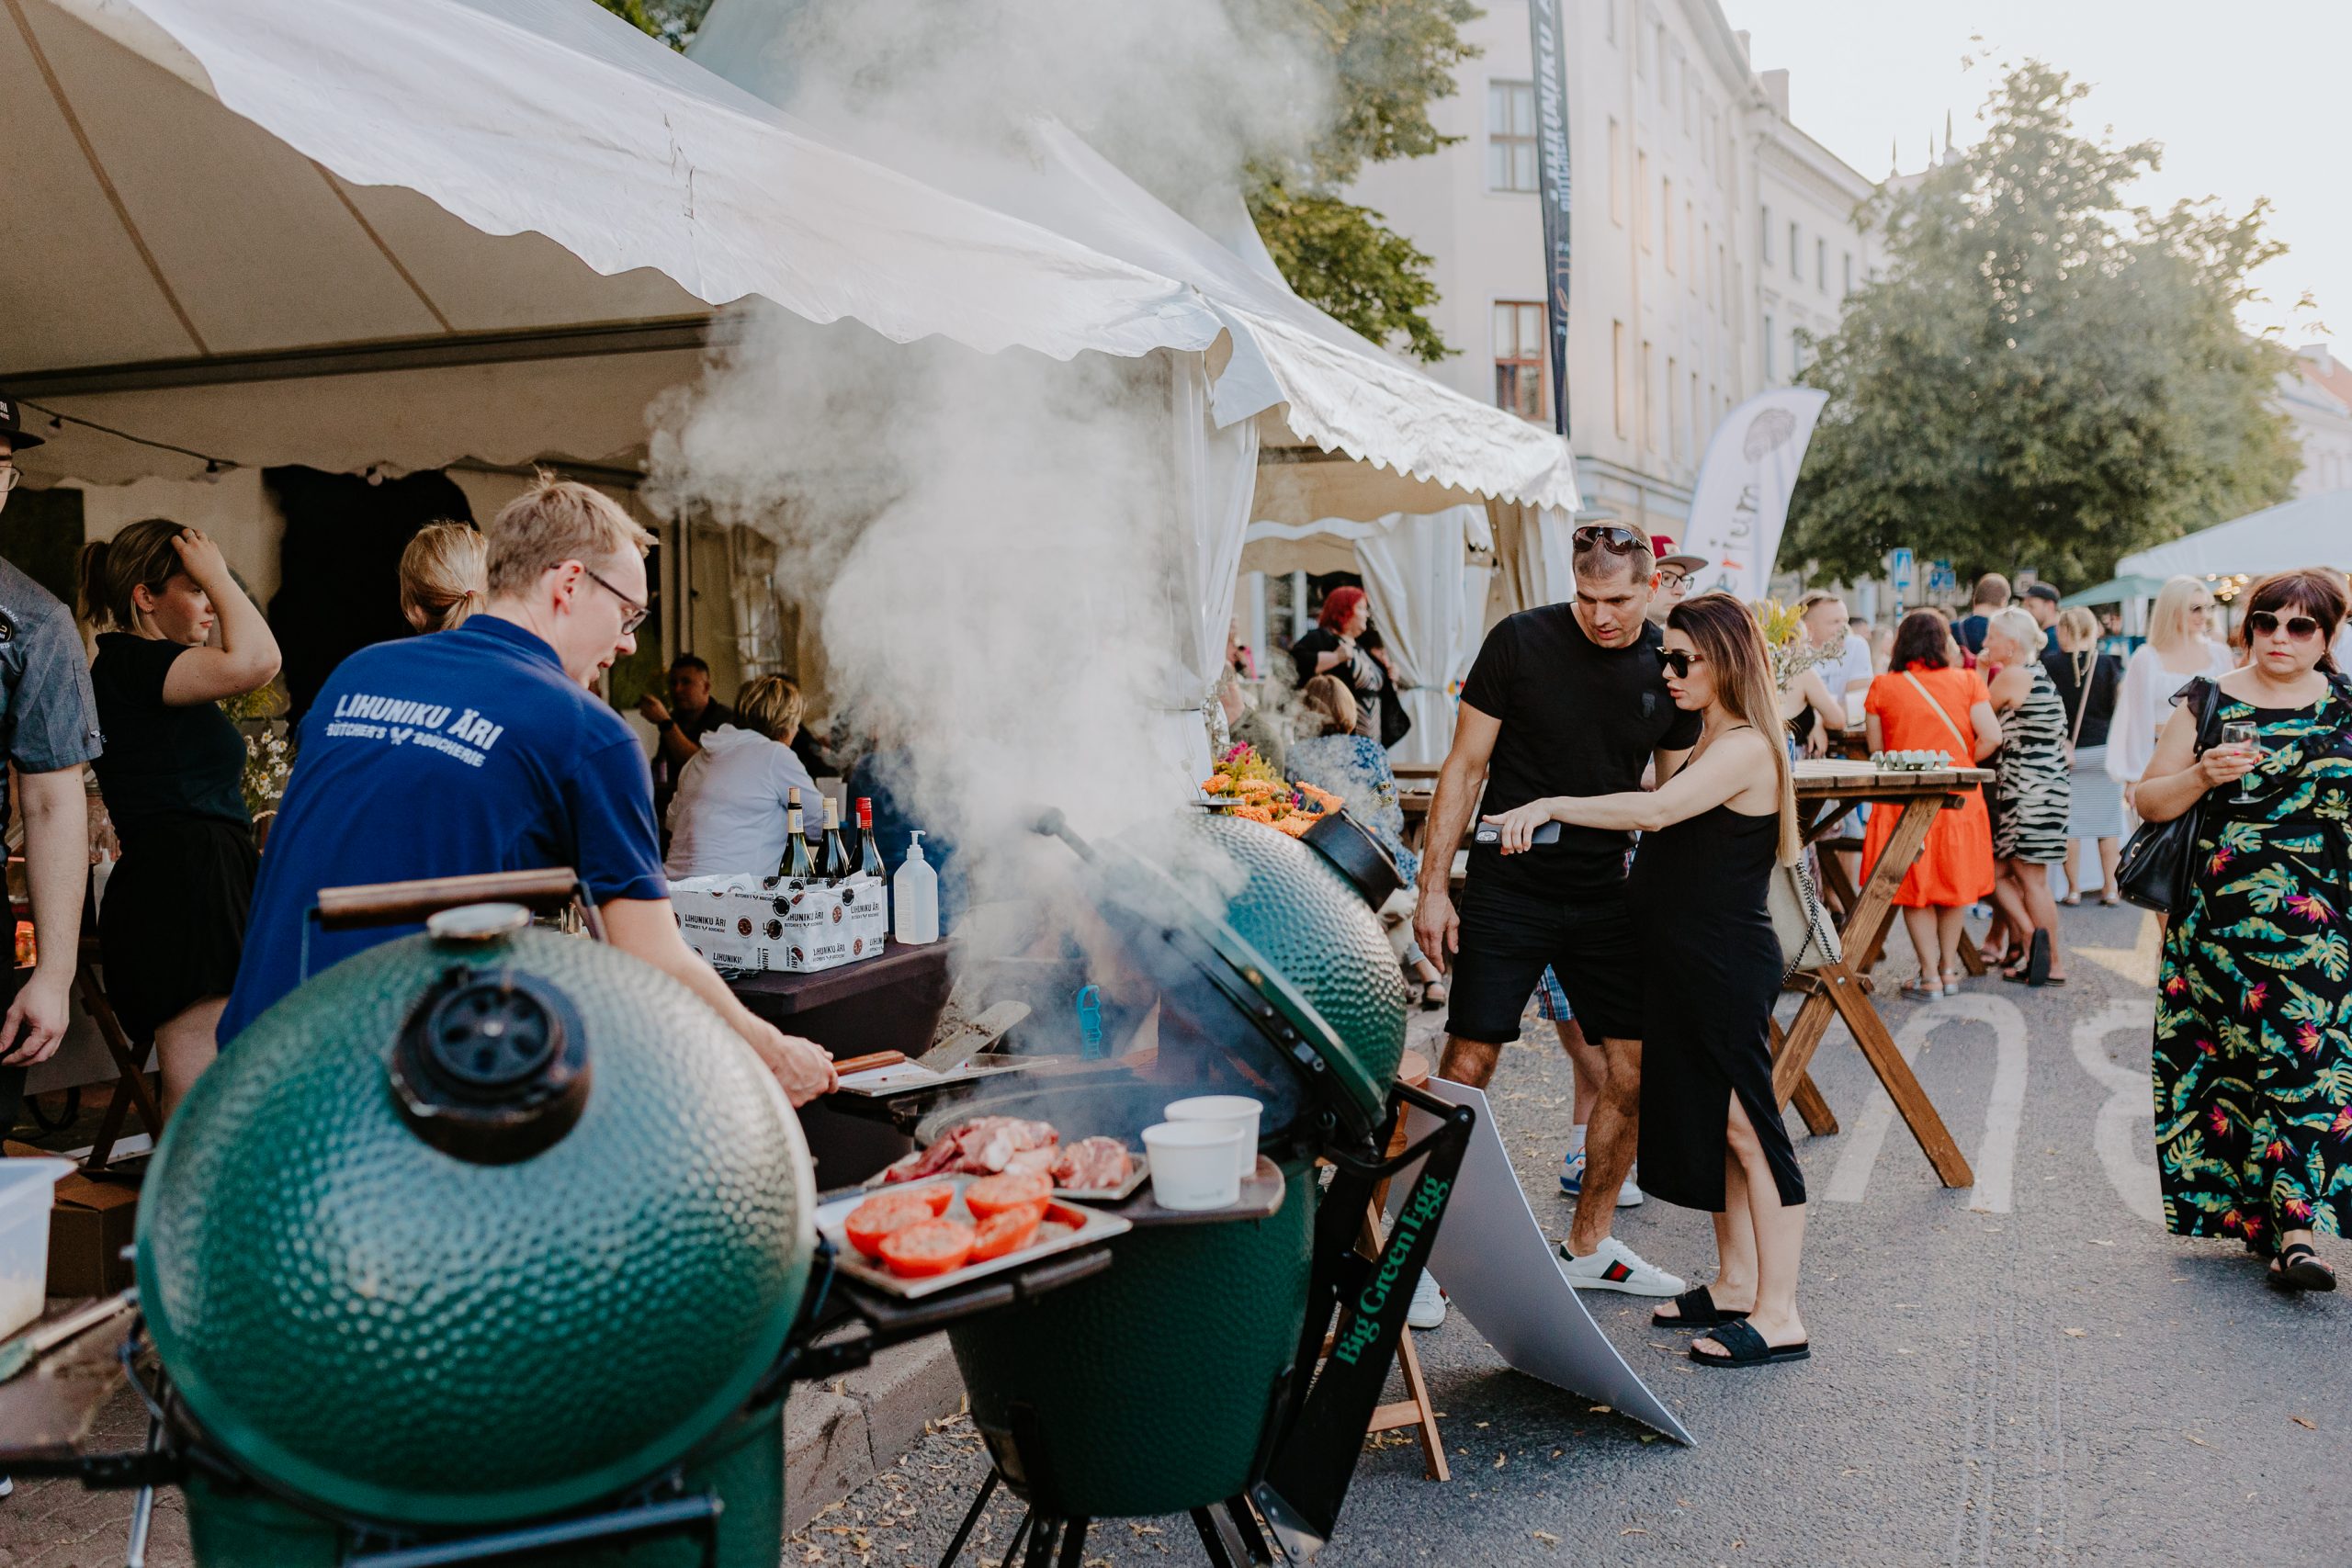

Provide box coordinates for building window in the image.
[1492,302,1547,422]
[1609,118,1624,223]
[1636,13,1650,77]
[1686,199,1696,287]
[1690,369,1702,455]
[1487,82,1538,192]
[1816,238,1827,293]
[1655,25,1668,100]
[1661,177,1675,271]
[1605,0,1616,44]
[1636,151,1650,250]
[1642,338,1656,449]
[1843,251,1854,294]
[1612,321,1629,437]
[1667,354,1679,456]
[1789,221,1801,279]
[1759,205,1772,265]
[1764,313,1776,380]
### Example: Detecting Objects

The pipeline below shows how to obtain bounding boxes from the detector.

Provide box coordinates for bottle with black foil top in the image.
[779,788,817,886]
[818,795,851,885]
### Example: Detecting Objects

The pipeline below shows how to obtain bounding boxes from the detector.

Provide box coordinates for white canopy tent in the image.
[2117,490,2352,581]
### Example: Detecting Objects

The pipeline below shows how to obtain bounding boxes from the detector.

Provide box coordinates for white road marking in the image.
[2068,998,2165,1226]
[1821,993,2030,1213]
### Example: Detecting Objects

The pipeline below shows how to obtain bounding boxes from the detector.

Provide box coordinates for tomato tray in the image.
[814,1178,1133,1300]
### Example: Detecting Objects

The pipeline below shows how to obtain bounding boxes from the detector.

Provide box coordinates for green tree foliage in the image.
[1785,62,2299,589]
[1243,0,1481,360]
[591,0,708,48]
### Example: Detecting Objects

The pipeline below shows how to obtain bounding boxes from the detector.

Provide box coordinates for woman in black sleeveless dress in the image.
[1483,592,1810,1367]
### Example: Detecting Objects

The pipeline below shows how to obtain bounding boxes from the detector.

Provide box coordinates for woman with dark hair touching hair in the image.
[1286,585,1384,740]
[79,520,280,1117]
[1484,592,1812,1367]
[1860,610,2003,996]
[2136,569,2352,1292]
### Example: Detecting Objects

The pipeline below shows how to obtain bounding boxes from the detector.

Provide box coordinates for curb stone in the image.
[784,1337,966,1530]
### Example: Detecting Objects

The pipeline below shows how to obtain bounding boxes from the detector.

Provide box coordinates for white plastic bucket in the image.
[0,1159,72,1339]
[1140,1122,1245,1211]
[1162,1095,1263,1181]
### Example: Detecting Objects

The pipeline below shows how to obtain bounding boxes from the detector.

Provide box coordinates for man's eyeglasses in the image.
[1658,568,1690,590]
[581,564,650,635]
[1657,648,1706,678]
[1572,524,1647,556]
[0,465,18,495]
[2246,609,2323,642]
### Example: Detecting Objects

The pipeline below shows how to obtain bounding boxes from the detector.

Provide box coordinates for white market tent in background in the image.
[2117,490,2352,581]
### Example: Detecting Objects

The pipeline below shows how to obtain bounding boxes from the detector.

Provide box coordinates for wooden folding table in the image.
[1775,761,1993,1189]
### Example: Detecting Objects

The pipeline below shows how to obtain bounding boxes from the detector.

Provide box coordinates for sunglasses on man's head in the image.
[1572,525,1645,555]
[2245,609,2324,641]
[1656,648,1706,677]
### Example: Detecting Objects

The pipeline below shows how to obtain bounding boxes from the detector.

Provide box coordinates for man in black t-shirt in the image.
[639,652,739,823]
[1414,521,1701,1297]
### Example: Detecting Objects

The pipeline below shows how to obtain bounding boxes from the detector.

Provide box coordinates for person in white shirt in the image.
[662,675,819,879]
[2106,577,2237,814]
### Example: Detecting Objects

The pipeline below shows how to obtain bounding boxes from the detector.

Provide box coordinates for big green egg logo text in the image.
[1331,1174,1449,1365]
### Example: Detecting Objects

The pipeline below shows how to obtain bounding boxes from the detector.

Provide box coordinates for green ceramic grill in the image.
[136,906,816,1565]
[933,810,1475,1565]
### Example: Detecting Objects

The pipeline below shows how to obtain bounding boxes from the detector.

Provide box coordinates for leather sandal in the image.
[2268,1243,2337,1292]
[1650,1286,1748,1328]
[1688,1318,1810,1367]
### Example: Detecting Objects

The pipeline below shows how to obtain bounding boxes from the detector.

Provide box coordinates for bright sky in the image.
[1722,0,2345,343]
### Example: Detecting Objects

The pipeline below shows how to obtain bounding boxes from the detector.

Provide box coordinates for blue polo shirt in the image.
[221,615,666,1042]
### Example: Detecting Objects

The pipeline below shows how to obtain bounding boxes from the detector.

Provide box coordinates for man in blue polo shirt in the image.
[221,477,835,1105]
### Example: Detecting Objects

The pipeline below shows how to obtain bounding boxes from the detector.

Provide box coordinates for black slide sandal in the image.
[1651,1286,1748,1328]
[1689,1319,1810,1367]
[2269,1243,2337,1292]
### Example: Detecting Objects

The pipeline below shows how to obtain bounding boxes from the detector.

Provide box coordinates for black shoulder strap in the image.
[2188,677,2224,753]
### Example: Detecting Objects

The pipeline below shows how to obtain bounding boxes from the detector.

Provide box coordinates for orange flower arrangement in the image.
[1201,744,1343,838]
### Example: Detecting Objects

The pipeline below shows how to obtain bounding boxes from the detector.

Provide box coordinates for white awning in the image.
[2116,491,2352,580]
[3,0,1226,483]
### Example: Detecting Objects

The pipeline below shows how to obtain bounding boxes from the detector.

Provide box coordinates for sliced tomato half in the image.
[963,1170,1052,1221]
[878,1218,978,1278]
[843,1192,934,1258]
[969,1202,1047,1261]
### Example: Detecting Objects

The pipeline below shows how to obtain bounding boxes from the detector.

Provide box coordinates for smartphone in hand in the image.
[1472,819,1564,847]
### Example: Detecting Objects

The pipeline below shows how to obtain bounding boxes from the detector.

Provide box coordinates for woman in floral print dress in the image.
[2135,570,2352,1292]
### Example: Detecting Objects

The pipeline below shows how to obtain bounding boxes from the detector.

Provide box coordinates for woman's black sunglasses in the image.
[1657,648,1703,677]
[2245,609,2324,641]
[1572,525,1646,555]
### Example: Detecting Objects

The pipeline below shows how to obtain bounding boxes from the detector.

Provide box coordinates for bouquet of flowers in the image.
[1200,743,1343,838]
[221,684,294,819]
[1755,599,1832,692]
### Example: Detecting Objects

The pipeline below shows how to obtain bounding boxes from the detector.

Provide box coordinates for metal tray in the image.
[815,1179,1132,1301]
[1052,1154,1149,1202]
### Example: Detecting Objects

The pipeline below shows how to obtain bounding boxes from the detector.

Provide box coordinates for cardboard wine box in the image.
[668,873,888,974]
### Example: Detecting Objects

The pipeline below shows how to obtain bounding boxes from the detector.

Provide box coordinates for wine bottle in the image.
[856,797,885,882]
[781,788,817,883]
[819,795,851,883]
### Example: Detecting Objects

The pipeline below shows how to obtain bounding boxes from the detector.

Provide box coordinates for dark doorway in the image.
[266,467,474,723]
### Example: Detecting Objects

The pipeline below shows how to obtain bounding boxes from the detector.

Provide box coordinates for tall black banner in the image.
[1528,0,1573,438]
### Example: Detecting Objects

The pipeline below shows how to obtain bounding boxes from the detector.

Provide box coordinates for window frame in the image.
[1486,80,1539,194]
[1491,300,1548,423]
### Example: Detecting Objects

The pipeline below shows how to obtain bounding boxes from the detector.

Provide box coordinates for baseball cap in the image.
[1648,533,1708,575]
[0,393,44,452]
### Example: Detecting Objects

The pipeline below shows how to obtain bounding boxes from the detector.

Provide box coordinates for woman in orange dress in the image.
[1862,611,2003,996]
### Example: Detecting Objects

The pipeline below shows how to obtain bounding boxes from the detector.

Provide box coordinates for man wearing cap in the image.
[2022,581,2063,654]
[1414,519,1701,1297]
[0,397,102,1133]
[1645,535,1708,626]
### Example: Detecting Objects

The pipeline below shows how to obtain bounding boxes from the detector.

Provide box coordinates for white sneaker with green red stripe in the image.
[1556,1235,1685,1296]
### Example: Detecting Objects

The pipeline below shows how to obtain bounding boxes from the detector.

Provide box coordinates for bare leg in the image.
[1566,1037,1640,1255]
[1437,1034,1502,1090]
[2097,837,2120,897]
[154,997,223,1122]
[1937,905,1969,984]
[1899,906,1941,985]
[1654,1154,1756,1324]
[1693,1095,1807,1357]
[2014,863,2065,980]
[2064,839,2087,900]
[1555,1019,1602,1123]
[1988,863,2033,958]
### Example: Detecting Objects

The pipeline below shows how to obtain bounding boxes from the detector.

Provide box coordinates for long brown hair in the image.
[399,522,487,633]
[2235,569,2348,674]
[1666,592,1801,864]
[77,518,186,633]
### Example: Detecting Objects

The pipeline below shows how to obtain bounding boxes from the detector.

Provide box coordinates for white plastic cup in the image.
[1141,1122,1246,1211]
[1164,1095,1263,1180]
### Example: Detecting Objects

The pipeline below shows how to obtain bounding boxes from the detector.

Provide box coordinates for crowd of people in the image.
[0,438,840,1140]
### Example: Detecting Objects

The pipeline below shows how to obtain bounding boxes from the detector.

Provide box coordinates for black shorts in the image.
[1445,875,1643,1044]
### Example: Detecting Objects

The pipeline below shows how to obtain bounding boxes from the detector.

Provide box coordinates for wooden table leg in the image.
[74,960,161,1173]
[1773,794,1975,1189]
[1769,1015,1840,1135]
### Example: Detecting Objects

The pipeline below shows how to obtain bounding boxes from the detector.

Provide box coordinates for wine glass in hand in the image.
[2220,720,2265,805]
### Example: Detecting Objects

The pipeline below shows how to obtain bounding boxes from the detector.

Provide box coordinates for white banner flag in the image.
[1680,387,1829,601]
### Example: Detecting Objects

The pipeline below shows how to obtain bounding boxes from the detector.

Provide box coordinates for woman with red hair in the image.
[1286,585,1385,741]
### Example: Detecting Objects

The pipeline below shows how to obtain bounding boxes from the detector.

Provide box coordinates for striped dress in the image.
[1993,663,2072,863]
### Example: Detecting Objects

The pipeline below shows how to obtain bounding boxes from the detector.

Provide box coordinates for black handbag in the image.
[2115,677,2223,916]
[1377,683,1413,750]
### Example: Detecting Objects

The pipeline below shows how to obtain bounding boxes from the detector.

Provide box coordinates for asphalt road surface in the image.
[790,903,2352,1567]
